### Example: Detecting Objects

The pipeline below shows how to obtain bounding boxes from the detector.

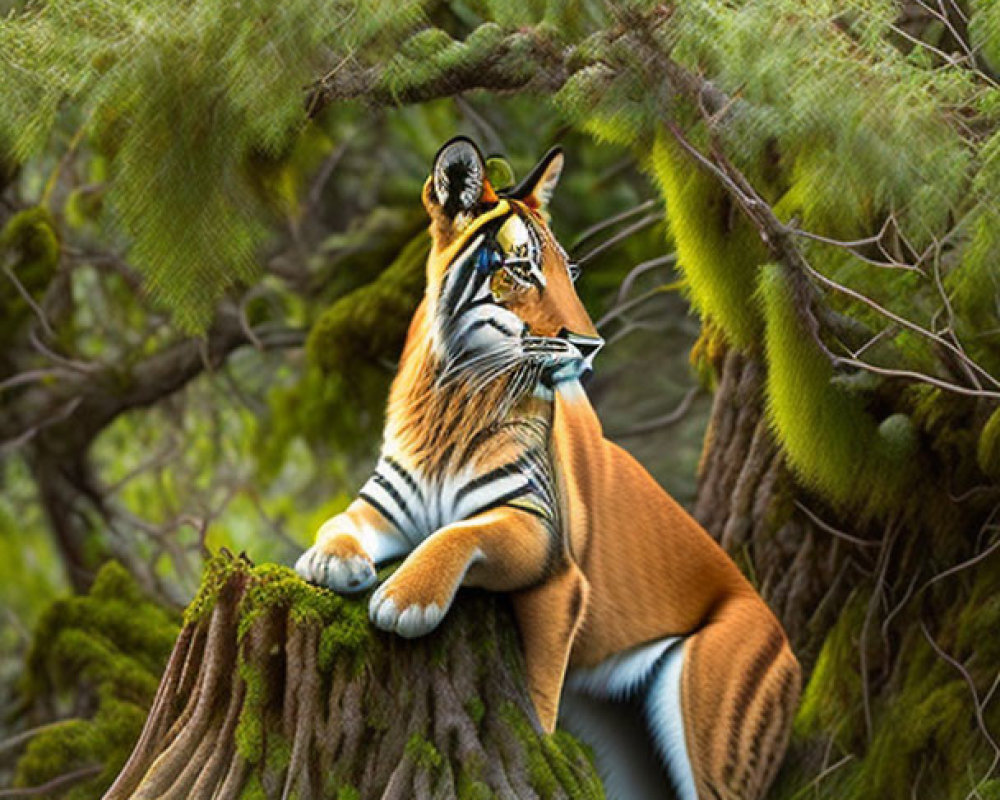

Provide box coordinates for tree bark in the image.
[104,552,602,800]
[694,348,856,664]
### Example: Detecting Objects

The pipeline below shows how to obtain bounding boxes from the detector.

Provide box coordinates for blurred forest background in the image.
[1,1,999,798]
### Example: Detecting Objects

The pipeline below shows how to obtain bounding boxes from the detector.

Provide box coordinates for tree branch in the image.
[306,31,572,117]
[0,312,305,452]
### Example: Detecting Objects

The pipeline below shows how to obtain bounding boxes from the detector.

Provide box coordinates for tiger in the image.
[295,137,801,800]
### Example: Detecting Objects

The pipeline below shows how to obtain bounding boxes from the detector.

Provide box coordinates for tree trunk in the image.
[694,348,860,664]
[104,552,603,800]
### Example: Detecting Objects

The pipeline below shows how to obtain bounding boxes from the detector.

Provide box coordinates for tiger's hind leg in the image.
[652,597,800,800]
[565,596,799,800]
[563,638,684,800]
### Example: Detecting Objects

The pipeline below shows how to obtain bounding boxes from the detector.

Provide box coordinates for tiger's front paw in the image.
[295,534,376,594]
[369,580,446,639]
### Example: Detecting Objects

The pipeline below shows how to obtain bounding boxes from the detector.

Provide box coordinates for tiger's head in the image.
[420,137,604,389]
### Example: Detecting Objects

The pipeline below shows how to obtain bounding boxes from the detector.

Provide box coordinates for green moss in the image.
[979,780,1000,800]
[265,732,292,774]
[777,552,1000,800]
[308,232,430,376]
[457,777,493,800]
[649,131,768,349]
[183,551,245,626]
[465,696,486,726]
[189,557,371,766]
[456,753,491,799]
[0,206,60,347]
[235,660,267,763]
[405,733,443,773]
[757,264,916,514]
[318,608,371,674]
[239,772,268,800]
[954,556,1000,666]
[851,626,980,800]
[335,787,361,800]
[795,592,867,747]
[15,562,179,798]
[502,702,604,800]
[908,386,981,509]
[977,405,1000,481]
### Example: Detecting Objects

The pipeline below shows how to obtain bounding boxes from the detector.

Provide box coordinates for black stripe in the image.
[383,457,422,504]
[441,245,484,317]
[463,483,534,519]
[453,450,538,508]
[440,214,512,315]
[358,490,406,534]
[371,474,419,531]
[453,294,494,321]
[724,625,785,784]
[508,503,549,520]
[747,661,797,792]
[460,316,521,338]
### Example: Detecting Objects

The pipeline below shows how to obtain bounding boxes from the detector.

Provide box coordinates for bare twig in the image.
[859,522,899,743]
[786,754,855,800]
[921,620,1000,792]
[596,281,682,330]
[0,721,84,758]
[570,199,660,254]
[574,213,661,266]
[921,534,1000,593]
[610,387,701,438]
[804,264,1000,393]
[3,263,56,341]
[793,500,881,548]
[612,254,677,307]
[0,765,102,798]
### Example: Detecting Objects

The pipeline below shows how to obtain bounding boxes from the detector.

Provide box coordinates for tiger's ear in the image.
[508,146,564,212]
[430,136,498,219]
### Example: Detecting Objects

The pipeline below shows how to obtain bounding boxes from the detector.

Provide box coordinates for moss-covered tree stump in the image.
[103,553,602,799]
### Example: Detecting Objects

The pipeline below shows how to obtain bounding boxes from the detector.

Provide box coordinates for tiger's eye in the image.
[490,268,518,302]
[476,243,504,275]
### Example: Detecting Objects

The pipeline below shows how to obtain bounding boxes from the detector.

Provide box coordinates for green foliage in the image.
[757,264,916,513]
[947,130,1000,373]
[971,0,1000,69]
[15,562,179,798]
[672,0,970,243]
[0,0,426,330]
[0,206,59,348]
[649,132,766,349]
